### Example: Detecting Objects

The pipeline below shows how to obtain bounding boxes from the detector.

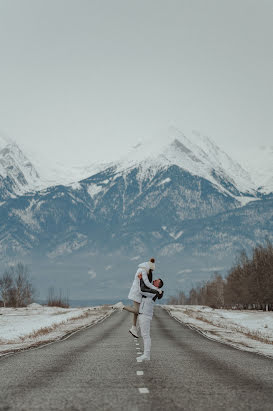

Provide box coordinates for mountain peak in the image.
[109,126,257,200]
[0,134,41,198]
[0,127,259,200]
[170,139,203,164]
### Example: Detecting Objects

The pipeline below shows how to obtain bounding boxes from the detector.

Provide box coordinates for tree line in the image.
[169,241,273,311]
[0,262,70,308]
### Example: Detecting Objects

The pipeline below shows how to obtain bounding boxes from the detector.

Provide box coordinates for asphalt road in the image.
[1,307,273,411]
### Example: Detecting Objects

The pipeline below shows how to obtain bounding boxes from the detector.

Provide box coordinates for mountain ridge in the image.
[1,128,271,198]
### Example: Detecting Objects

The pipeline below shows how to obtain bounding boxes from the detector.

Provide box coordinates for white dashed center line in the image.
[139,388,149,394]
[137,371,144,376]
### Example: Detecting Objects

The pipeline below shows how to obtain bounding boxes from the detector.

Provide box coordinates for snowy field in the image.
[163,305,273,358]
[0,303,115,356]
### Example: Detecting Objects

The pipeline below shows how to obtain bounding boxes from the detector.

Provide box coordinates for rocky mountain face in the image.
[0,136,40,201]
[0,130,272,299]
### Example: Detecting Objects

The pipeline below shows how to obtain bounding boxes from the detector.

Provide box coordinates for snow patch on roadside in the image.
[163,305,273,358]
[0,304,114,355]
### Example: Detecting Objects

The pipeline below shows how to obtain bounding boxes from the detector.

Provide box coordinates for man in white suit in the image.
[137,277,164,361]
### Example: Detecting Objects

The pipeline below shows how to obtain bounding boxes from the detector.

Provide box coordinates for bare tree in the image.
[177,291,187,305]
[13,263,34,307]
[47,287,69,308]
[168,241,273,310]
[0,271,13,307]
[0,263,34,307]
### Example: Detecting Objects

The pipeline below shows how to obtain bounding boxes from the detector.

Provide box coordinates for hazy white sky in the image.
[0,0,272,167]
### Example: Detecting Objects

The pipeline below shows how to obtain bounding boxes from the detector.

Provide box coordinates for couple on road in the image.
[117,258,164,361]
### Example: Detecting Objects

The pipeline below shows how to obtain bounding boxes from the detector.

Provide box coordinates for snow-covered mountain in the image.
[1,127,259,204]
[108,127,257,204]
[0,135,40,200]
[238,145,273,194]
[0,127,265,261]
[0,127,266,265]
[1,127,272,299]
[1,127,271,200]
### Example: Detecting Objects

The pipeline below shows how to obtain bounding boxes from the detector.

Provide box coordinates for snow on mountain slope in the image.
[0,128,266,203]
[238,145,273,194]
[0,135,105,195]
[27,153,107,190]
[110,127,257,202]
[0,135,40,198]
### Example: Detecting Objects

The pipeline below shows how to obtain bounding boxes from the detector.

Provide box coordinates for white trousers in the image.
[138,314,151,358]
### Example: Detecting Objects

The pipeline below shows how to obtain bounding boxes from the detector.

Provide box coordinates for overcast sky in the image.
[0,0,272,168]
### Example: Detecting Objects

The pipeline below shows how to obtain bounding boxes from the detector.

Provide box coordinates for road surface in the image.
[1,307,273,410]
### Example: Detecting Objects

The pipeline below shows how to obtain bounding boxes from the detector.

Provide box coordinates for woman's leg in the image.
[123,301,140,326]
[133,301,140,326]
[123,305,138,314]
